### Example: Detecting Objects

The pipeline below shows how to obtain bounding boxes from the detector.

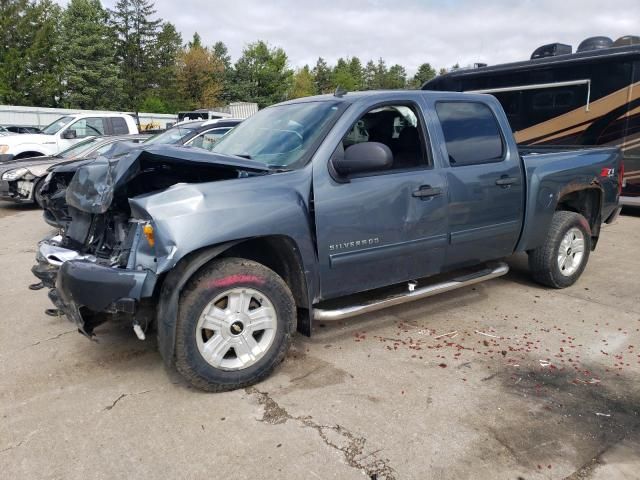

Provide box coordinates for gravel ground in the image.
[1,203,639,480]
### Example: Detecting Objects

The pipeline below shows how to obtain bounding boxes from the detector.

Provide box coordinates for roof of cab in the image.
[278,89,487,107]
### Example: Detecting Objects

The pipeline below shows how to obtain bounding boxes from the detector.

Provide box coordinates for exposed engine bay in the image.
[39,145,270,265]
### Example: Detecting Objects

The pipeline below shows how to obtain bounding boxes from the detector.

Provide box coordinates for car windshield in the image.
[144,124,199,145]
[58,137,103,159]
[41,116,74,135]
[212,101,343,168]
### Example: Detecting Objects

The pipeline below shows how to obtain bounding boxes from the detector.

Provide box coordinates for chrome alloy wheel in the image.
[557,227,585,277]
[195,288,277,371]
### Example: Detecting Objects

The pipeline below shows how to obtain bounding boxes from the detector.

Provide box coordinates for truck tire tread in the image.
[174,257,295,392]
[528,210,591,289]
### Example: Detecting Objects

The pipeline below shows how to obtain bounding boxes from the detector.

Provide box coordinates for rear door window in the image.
[111,117,129,135]
[435,102,504,166]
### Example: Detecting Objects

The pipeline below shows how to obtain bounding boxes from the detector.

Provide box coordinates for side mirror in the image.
[62,129,77,139]
[331,142,393,176]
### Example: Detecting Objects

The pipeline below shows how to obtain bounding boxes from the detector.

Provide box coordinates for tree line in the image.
[0,0,450,113]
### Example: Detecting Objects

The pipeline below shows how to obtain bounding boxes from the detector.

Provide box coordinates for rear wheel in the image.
[528,211,591,288]
[174,258,295,392]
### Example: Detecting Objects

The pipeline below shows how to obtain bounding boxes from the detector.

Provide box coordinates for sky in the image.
[60,0,640,74]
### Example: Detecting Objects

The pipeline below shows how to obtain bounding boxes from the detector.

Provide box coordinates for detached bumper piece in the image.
[52,260,150,337]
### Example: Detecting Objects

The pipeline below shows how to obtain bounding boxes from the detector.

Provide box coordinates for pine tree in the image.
[0,0,64,106]
[61,0,122,109]
[363,60,377,90]
[231,41,293,108]
[147,21,183,112]
[348,57,364,90]
[385,64,407,89]
[312,57,332,94]
[410,63,437,88]
[110,0,161,110]
[211,41,232,102]
[333,58,353,91]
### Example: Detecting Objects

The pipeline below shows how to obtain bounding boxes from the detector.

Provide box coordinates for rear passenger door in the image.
[432,100,524,268]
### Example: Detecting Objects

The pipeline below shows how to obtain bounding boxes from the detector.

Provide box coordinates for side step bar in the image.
[313,262,509,322]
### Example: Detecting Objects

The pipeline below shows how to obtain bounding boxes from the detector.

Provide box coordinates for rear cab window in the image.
[111,117,129,135]
[435,101,504,167]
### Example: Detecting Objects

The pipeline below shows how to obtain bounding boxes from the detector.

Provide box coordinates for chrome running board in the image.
[313,262,509,322]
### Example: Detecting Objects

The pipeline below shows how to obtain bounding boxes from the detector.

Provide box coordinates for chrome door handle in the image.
[412,186,442,198]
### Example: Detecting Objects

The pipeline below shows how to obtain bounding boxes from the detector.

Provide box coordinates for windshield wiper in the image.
[267,164,292,172]
[233,153,252,160]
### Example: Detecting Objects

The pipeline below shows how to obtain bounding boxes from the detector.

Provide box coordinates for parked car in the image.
[1,125,42,134]
[0,113,139,162]
[32,90,622,392]
[143,118,241,147]
[0,134,148,206]
[38,118,241,226]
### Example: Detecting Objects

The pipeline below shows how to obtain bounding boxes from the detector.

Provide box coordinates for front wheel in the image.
[174,258,296,392]
[528,211,591,288]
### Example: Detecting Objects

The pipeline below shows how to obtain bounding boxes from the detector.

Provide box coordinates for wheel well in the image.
[556,188,602,242]
[220,236,310,309]
[14,151,44,159]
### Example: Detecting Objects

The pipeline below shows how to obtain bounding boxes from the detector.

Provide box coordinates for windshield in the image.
[144,124,199,145]
[58,137,102,158]
[41,116,74,135]
[213,101,343,168]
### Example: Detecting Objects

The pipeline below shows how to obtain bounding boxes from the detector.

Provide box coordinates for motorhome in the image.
[423,35,640,205]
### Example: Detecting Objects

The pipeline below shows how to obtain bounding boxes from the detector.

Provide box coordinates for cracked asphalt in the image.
[1,203,639,480]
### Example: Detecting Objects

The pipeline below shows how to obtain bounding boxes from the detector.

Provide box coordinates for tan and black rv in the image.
[423,35,640,205]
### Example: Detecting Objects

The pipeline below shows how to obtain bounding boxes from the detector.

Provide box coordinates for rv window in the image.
[435,101,504,167]
[532,89,575,110]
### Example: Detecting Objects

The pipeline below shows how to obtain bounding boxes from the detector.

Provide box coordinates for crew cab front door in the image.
[313,101,448,300]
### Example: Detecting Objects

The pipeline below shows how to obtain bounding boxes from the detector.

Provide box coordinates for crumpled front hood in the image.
[65,145,270,214]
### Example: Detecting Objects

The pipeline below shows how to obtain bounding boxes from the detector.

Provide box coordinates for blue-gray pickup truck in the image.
[32,90,622,391]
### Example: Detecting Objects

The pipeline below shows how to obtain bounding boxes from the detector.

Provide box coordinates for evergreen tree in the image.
[211,40,233,102]
[231,41,293,108]
[290,65,315,99]
[61,0,122,109]
[0,0,64,106]
[188,32,202,49]
[312,57,332,94]
[348,57,364,90]
[363,60,377,90]
[110,0,161,110]
[148,21,183,112]
[385,64,407,89]
[332,58,354,91]
[369,58,389,90]
[410,63,437,88]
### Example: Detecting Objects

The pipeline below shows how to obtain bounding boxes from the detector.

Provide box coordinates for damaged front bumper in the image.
[33,236,156,336]
[0,178,35,203]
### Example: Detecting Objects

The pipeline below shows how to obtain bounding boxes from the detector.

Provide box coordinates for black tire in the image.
[528,211,592,288]
[33,177,45,208]
[174,257,295,392]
